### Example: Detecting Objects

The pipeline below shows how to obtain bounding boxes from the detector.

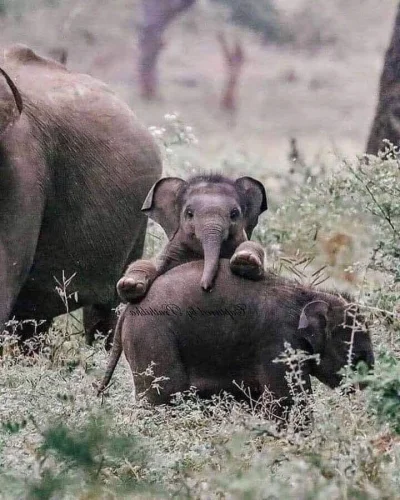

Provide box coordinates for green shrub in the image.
[212,0,289,43]
[360,352,400,435]
[254,145,400,290]
[1,415,156,499]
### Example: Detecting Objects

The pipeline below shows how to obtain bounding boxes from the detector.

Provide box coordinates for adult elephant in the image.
[0,44,161,342]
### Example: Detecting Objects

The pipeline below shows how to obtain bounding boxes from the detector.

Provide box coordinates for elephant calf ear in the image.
[0,68,23,137]
[141,177,186,240]
[235,177,268,238]
[297,300,330,352]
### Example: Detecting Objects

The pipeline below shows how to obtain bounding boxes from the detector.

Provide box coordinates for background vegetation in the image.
[0,1,400,498]
[1,117,399,499]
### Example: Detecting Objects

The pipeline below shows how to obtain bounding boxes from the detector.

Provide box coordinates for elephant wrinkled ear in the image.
[297,300,330,352]
[0,67,23,137]
[142,177,186,239]
[235,177,268,238]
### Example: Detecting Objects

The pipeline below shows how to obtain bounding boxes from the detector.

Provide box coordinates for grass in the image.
[0,322,399,498]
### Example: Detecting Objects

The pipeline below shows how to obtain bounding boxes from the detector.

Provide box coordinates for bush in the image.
[254,144,400,291]
[360,352,400,435]
[0,0,61,17]
[212,0,289,43]
[1,415,156,499]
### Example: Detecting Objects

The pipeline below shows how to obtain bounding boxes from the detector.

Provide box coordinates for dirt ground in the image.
[0,0,397,168]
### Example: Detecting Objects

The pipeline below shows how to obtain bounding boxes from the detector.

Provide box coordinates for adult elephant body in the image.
[0,45,161,338]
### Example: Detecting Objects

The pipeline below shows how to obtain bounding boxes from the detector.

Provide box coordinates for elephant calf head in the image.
[141,174,268,290]
[297,298,374,388]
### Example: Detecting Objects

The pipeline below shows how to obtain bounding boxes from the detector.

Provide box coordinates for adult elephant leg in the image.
[83,304,116,349]
[0,246,16,333]
[83,217,149,348]
[10,281,62,351]
[14,318,51,353]
[0,70,47,332]
[0,151,46,333]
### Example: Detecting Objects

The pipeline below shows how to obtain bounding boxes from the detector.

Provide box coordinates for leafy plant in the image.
[359,352,400,434]
[212,0,289,43]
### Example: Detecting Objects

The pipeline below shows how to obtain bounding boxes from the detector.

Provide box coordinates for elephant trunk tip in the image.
[200,276,214,292]
[200,253,220,291]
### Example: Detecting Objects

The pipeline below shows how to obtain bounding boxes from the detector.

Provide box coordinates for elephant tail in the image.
[97,306,126,396]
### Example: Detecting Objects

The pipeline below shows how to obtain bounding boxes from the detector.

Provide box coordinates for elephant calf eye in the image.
[230,208,240,220]
[185,209,194,219]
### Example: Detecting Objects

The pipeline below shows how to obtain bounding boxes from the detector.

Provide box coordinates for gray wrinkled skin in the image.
[100,260,374,423]
[0,45,161,342]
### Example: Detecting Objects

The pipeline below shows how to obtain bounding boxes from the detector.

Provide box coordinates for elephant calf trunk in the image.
[200,228,225,291]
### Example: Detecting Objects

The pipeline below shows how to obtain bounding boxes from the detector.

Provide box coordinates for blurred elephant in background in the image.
[0,44,161,343]
[100,260,374,423]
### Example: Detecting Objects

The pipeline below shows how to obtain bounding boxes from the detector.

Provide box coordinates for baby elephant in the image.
[99,260,374,422]
[117,173,267,302]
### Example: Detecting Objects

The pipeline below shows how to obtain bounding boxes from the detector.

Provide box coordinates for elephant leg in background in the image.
[87,219,150,347]
[230,241,266,280]
[83,294,121,349]
[13,318,51,354]
[83,304,117,349]
[9,284,54,352]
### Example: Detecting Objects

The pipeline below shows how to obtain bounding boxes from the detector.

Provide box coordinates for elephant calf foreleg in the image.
[230,241,265,280]
[117,242,197,302]
[117,260,158,302]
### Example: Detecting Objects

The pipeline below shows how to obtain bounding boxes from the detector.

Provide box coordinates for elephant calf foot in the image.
[117,260,157,302]
[117,274,150,301]
[230,241,265,280]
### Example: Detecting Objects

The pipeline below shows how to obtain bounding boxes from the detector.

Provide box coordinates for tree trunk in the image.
[366,5,400,155]
[138,0,196,100]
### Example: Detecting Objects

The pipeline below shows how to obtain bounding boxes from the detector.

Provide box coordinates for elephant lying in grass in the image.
[0,44,161,343]
[99,260,374,422]
[117,173,268,303]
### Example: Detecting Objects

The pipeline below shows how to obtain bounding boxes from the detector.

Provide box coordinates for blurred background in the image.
[0,0,397,171]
